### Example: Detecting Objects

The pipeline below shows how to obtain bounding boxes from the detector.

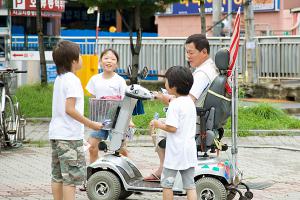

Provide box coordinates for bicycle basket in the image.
[2,73,17,95]
[89,98,121,130]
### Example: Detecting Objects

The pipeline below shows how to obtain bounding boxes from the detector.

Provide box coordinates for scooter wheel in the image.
[239,196,247,200]
[245,191,254,199]
[196,177,226,200]
[87,171,121,200]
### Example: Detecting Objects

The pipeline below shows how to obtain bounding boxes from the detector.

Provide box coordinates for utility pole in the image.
[228,0,232,35]
[244,0,257,83]
[212,0,222,36]
[199,0,206,34]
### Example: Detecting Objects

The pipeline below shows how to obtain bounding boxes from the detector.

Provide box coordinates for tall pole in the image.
[212,0,222,36]
[244,0,257,83]
[228,0,232,36]
[199,0,206,34]
[231,64,239,180]
[95,8,100,55]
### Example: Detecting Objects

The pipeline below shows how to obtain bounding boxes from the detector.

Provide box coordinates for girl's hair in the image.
[100,48,119,62]
[52,40,80,75]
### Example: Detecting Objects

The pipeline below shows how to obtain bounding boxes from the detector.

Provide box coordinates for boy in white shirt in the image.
[150,66,197,200]
[49,40,102,200]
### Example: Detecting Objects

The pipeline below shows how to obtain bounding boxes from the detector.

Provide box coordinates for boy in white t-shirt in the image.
[49,40,102,200]
[150,66,197,200]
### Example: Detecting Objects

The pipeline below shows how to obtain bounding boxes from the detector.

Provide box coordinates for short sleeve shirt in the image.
[189,58,219,105]
[164,96,197,170]
[86,73,127,99]
[49,72,84,140]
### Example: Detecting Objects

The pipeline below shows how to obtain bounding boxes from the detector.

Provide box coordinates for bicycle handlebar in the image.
[15,70,27,74]
[0,68,27,74]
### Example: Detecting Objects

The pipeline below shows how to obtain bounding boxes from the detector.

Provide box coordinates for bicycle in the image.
[0,68,27,152]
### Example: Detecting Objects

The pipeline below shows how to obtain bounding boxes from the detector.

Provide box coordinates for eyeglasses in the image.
[185,50,200,56]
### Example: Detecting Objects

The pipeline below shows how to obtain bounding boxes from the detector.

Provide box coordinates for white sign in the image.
[246,41,256,49]
[11,51,53,61]
[13,0,25,9]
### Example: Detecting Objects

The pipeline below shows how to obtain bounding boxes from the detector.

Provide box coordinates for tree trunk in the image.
[36,0,47,85]
[200,0,206,34]
[130,5,142,84]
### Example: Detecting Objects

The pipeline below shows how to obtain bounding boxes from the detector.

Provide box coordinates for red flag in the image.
[225,7,241,95]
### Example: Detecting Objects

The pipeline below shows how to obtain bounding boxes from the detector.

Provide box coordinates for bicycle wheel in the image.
[0,125,4,152]
[3,95,17,146]
[15,102,26,142]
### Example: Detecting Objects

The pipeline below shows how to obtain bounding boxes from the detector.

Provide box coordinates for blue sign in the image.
[46,63,57,83]
[172,0,279,14]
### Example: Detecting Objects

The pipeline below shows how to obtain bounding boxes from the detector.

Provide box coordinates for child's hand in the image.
[90,121,103,131]
[153,91,163,100]
[150,119,160,129]
[129,119,135,128]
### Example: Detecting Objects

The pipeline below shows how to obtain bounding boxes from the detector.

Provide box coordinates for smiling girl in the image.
[85,48,128,163]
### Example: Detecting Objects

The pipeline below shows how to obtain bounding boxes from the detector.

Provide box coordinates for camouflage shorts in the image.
[50,140,86,186]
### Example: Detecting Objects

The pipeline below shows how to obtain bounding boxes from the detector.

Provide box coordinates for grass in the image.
[15,84,300,136]
[15,83,90,117]
[132,100,166,131]
[24,139,49,147]
[15,84,53,117]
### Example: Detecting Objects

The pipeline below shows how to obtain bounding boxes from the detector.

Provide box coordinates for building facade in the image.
[155,0,300,37]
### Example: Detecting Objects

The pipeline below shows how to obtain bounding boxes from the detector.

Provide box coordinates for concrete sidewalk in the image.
[1,144,300,199]
[0,121,300,200]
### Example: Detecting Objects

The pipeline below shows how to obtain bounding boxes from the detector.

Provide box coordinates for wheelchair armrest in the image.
[196,107,207,116]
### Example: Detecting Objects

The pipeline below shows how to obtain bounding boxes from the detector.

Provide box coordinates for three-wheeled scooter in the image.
[86,49,253,200]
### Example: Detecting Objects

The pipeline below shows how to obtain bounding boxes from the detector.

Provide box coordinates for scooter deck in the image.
[126,179,184,194]
[127,179,162,192]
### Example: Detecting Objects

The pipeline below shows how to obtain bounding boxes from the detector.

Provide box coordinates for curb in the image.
[26,117,51,122]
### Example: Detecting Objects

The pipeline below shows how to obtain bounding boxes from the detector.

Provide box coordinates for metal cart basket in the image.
[89,98,121,130]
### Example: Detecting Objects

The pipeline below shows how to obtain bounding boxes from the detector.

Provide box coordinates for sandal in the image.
[143,173,161,182]
[79,183,86,191]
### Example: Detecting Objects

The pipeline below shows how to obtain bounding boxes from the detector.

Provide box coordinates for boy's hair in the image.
[185,34,210,54]
[100,48,119,62]
[165,66,193,95]
[52,40,80,75]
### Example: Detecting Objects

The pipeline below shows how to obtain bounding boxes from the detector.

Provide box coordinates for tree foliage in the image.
[80,0,180,84]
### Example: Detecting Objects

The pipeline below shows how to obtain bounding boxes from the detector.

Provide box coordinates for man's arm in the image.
[189,94,197,103]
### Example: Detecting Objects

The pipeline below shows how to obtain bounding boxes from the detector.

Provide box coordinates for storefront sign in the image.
[11,51,53,61]
[172,0,279,14]
[13,0,65,12]
[10,9,62,17]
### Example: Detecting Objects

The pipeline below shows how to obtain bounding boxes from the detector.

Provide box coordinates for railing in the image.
[11,35,300,81]
[96,37,246,75]
[257,36,300,80]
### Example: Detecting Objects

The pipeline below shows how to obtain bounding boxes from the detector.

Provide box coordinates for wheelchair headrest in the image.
[215,48,230,71]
